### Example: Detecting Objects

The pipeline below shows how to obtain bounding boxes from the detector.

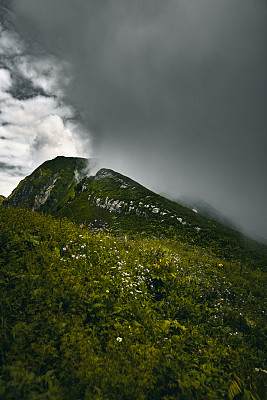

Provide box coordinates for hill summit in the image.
[4,156,267,267]
[1,156,266,399]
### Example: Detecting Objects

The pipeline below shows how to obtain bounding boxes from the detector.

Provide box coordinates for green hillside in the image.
[57,168,267,268]
[4,156,90,213]
[0,206,266,399]
[4,157,267,268]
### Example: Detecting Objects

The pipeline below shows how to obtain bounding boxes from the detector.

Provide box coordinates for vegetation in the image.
[60,169,267,268]
[4,157,267,268]
[4,156,89,213]
[0,206,266,399]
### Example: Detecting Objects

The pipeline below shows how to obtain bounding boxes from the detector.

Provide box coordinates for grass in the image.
[57,169,267,269]
[5,157,267,269]
[0,206,266,399]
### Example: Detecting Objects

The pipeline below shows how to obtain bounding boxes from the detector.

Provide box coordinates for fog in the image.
[4,0,267,240]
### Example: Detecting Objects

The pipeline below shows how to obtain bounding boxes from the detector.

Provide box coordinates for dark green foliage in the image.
[58,168,267,269]
[4,156,90,213]
[0,207,266,399]
[4,157,267,268]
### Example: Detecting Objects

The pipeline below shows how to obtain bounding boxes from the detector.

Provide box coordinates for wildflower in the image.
[106,289,110,293]
[198,350,202,354]
[117,337,122,342]
[255,368,267,374]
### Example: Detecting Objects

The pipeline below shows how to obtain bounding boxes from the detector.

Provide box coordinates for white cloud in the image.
[0,95,71,126]
[17,55,72,96]
[0,172,23,197]
[0,23,91,197]
[0,68,12,91]
[0,25,22,55]
[32,114,88,164]
[0,93,91,195]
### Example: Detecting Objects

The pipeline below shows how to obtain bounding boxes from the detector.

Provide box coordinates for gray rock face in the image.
[33,175,59,210]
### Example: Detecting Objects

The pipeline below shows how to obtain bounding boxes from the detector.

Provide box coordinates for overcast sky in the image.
[0,0,266,240]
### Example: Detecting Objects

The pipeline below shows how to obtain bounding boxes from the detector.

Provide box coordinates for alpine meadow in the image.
[0,156,266,400]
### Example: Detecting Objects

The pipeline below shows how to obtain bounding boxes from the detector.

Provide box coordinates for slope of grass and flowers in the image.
[4,156,267,270]
[0,206,266,399]
[58,169,267,269]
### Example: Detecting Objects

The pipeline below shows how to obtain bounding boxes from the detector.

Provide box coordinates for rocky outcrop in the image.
[33,175,58,210]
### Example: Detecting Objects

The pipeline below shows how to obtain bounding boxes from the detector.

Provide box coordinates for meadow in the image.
[0,206,266,399]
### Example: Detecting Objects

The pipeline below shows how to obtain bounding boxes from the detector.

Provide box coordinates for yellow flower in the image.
[117,337,122,342]
[106,289,109,293]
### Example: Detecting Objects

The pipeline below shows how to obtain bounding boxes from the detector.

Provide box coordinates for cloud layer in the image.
[2,0,267,240]
[0,13,91,196]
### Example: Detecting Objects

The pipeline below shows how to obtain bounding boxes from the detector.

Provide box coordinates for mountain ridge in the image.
[3,156,267,267]
[5,156,90,212]
[1,156,266,399]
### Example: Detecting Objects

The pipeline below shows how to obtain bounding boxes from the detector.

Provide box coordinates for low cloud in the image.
[0,14,91,196]
[0,161,23,174]
[1,0,266,240]
[32,115,88,164]
[0,24,22,56]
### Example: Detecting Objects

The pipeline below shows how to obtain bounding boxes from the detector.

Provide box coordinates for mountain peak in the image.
[95,168,118,180]
[3,157,267,267]
[4,156,92,212]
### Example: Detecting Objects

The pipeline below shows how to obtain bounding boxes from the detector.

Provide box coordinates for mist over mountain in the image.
[0,0,266,242]
[1,156,267,399]
[4,156,267,268]
[1,1,266,391]
[0,2,91,195]
[177,195,237,227]
[177,195,267,245]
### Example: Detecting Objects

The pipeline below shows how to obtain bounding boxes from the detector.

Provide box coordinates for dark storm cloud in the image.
[11,0,267,239]
[0,161,24,176]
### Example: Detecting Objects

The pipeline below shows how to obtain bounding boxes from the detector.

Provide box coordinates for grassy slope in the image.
[57,170,267,269]
[4,157,267,268]
[0,206,266,399]
[4,156,89,213]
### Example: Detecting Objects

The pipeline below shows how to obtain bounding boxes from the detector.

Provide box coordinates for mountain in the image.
[4,156,267,267]
[178,195,267,246]
[178,194,239,229]
[1,157,266,399]
[5,156,91,213]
